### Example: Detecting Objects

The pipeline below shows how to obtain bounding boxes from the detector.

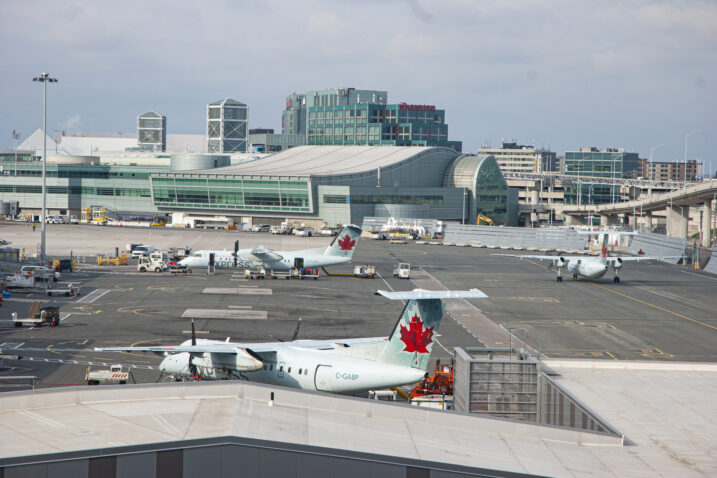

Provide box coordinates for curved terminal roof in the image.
[190,145,435,177]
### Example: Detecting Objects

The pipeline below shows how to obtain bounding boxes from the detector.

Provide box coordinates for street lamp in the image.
[32,73,58,262]
[684,129,700,189]
[648,143,664,181]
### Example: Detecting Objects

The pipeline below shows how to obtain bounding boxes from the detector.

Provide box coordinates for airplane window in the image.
[298,368,302,374]
[304,369,308,375]
[288,367,291,374]
[279,365,283,372]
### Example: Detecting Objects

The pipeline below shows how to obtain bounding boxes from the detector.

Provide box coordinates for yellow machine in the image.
[97,252,129,266]
[476,214,494,226]
[151,216,166,227]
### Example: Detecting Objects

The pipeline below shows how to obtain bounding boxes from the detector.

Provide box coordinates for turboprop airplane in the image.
[178,224,362,272]
[494,231,661,283]
[95,288,488,393]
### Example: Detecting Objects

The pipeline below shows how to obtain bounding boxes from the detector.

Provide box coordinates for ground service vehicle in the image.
[393,263,411,279]
[130,245,155,258]
[137,256,167,272]
[12,303,60,327]
[86,364,130,385]
[353,265,375,278]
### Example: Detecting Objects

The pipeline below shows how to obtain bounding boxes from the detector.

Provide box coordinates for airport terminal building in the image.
[0,146,511,227]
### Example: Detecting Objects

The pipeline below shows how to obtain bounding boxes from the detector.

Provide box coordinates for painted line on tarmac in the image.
[680,270,717,281]
[520,258,717,332]
[586,282,717,332]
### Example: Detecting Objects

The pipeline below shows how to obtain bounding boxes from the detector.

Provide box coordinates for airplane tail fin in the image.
[324,224,362,258]
[376,289,487,371]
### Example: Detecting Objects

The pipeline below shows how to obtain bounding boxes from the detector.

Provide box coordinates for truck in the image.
[393,263,411,279]
[353,265,376,279]
[137,255,167,272]
[85,364,130,385]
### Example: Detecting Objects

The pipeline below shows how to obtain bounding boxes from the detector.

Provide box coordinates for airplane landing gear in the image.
[573,273,578,279]
[557,276,563,282]
[613,276,620,283]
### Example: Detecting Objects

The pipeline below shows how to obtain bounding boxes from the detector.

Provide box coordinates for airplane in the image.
[94,288,488,393]
[178,224,362,272]
[494,231,661,283]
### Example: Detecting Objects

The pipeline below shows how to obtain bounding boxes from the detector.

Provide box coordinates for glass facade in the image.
[151,176,312,213]
[137,112,166,152]
[307,103,461,152]
[564,149,639,205]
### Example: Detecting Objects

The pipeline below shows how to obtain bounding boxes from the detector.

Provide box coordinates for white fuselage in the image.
[160,340,426,393]
[178,248,349,271]
[566,258,609,279]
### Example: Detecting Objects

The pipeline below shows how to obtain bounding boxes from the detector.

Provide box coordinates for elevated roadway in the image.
[559,180,717,245]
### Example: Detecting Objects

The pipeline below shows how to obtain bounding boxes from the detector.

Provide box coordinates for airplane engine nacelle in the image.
[556,257,566,268]
[613,258,623,269]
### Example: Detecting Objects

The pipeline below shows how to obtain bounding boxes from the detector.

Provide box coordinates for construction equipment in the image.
[476,214,494,226]
[150,216,166,227]
[12,302,60,327]
[393,263,411,279]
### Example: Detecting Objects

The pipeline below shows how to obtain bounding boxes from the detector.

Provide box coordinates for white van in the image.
[131,245,155,258]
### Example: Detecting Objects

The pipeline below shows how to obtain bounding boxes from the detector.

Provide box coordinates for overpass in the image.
[559,180,717,246]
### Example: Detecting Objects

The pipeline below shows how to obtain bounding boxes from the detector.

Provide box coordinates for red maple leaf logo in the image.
[337,234,356,251]
[399,314,434,353]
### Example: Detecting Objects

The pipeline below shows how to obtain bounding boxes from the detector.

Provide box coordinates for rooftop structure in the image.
[207,98,248,154]
[137,111,166,152]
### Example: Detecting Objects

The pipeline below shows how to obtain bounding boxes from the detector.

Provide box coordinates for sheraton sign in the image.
[398,102,436,111]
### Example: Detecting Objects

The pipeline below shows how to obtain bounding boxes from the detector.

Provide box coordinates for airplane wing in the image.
[376,289,488,300]
[247,246,283,263]
[605,256,664,263]
[492,254,584,261]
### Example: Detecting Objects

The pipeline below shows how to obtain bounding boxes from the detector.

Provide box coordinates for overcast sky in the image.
[1,0,715,171]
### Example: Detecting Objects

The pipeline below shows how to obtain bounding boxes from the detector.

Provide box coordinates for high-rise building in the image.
[137,112,166,152]
[282,88,387,136]
[563,147,639,205]
[306,102,461,152]
[478,142,556,174]
[207,98,248,153]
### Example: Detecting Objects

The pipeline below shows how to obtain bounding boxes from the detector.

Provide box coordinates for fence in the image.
[444,224,587,250]
[625,232,686,264]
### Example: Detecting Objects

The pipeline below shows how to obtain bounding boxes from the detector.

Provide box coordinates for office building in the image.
[638,159,701,182]
[282,88,387,136]
[479,142,556,174]
[306,102,461,152]
[563,147,639,205]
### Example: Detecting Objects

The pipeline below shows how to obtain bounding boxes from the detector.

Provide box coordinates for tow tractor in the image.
[137,254,168,272]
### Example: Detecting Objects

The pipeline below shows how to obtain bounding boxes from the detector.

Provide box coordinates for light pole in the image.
[12,130,20,177]
[648,143,664,181]
[684,129,700,189]
[33,73,58,262]
[462,188,467,225]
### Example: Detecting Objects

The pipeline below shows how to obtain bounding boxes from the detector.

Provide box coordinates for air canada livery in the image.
[495,231,666,283]
[96,289,488,393]
[178,224,362,271]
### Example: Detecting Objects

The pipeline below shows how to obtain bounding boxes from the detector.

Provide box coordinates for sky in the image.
[1,0,715,172]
